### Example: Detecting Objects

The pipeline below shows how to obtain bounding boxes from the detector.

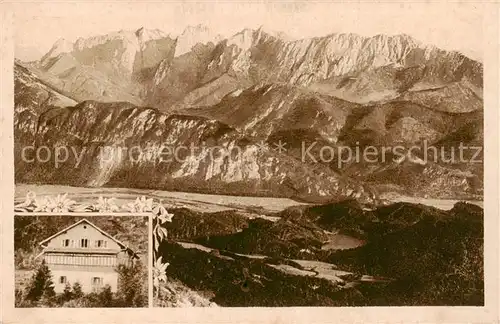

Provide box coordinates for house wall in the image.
[39,221,137,294]
[49,264,118,293]
[44,223,121,251]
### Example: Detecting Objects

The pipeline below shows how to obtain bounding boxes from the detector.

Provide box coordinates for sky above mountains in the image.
[14,1,483,62]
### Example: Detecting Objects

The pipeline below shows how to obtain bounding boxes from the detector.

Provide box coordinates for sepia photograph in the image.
[14,215,149,308]
[2,0,498,321]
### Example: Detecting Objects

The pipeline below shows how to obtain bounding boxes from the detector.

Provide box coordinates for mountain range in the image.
[14,25,483,203]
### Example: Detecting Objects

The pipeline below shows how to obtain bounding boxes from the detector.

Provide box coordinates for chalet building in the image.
[37,218,139,293]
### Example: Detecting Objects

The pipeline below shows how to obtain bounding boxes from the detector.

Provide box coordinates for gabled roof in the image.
[38,218,138,258]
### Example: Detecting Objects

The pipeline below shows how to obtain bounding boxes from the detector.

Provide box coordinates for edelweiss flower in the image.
[153,204,174,223]
[33,196,53,212]
[153,256,169,288]
[95,196,119,212]
[33,194,76,212]
[125,196,154,213]
[14,191,37,209]
[50,194,77,212]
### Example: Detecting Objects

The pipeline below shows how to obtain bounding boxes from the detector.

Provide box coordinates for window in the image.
[95,240,107,248]
[80,239,88,248]
[92,277,103,286]
[59,276,67,284]
[61,239,70,247]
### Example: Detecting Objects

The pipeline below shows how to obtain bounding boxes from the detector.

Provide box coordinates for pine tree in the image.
[98,285,114,307]
[40,288,56,307]
[116,260,146,307]
[24,260,55,303]
[62,282,73,302]
[72,282,84,299]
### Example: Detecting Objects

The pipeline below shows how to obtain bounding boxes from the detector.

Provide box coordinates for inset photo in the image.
[14,215,149,308]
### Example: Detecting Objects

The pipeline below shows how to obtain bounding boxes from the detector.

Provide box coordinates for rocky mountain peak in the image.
[255,25,292,42]
[135,26,146,37]
[226,27,269,50]
[40,38,75,65]
[135,27,169,42]
[174,24,222,57]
